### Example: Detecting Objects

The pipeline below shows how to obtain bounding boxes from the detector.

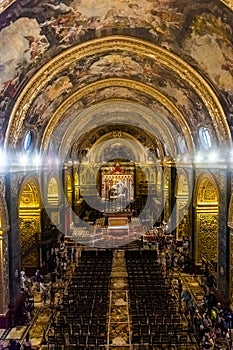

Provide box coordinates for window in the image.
[178,136,186,154]
[23,130,35,152]
[198,126,212,150]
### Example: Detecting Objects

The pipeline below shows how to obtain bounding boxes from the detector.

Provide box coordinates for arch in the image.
[47,175,60,206]
[18,176,42,268]
[176,170,190,240]
[194,173,219,263]
[5,36,231,153]
[87,131,148,164]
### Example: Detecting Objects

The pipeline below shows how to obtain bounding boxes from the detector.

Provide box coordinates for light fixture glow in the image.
[0,150,7,169]
[195,153,203,162]
[19,154,29,165]
[33,155,41,166]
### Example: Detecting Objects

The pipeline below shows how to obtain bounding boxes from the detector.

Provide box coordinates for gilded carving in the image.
[47,176,59,205]
[196,177,218,204]
[196,213,218,262]
[19,178,41,207]
[18,217,40,247]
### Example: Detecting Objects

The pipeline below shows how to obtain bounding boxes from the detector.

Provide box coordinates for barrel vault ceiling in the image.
[0,0,233,162]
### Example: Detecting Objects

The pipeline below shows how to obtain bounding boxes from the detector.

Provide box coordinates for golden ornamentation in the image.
[19,178,40,207]
[195,173,219,262]
[18,176,41,267]
[196,212,218,262]
[0,178,9,229]
[0,0,15,13]
[197,178,218,204]
[51,211,60,225]
[5,36,230,149]
[47,176,59,206]
[219,0,233,10]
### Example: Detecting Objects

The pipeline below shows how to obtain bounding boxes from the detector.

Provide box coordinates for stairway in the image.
[108,250,131,349]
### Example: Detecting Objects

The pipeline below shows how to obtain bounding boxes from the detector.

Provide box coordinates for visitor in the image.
[50,285,56,307]
[23,333,32,350]
[201,332,214,349]
[7,339,17,350]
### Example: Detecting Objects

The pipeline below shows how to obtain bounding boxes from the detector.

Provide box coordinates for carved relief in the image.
[18,217,40,247]
[195,174,219,263]
[19,176,41,267]
[177,173,189,195]
[197,177,218,204]
[177,201,190,239]
[196,213,218,262]
[47,176,59,205]
[19,177,40,207]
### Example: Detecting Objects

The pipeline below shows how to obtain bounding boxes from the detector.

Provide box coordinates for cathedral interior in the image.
[0,0,233,348]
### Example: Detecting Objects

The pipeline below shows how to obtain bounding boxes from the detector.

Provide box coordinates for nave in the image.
[1,241,229,350]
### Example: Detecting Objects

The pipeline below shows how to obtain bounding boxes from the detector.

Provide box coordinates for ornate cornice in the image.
[5,36,231,149]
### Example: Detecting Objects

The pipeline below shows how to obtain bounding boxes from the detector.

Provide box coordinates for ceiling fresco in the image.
[0,0,232,158]
[24,50,212,133]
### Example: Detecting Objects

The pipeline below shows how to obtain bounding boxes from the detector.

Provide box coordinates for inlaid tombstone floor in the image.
[108,250,131,348]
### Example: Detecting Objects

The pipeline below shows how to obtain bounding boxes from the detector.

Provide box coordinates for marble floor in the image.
[108,250,131,348]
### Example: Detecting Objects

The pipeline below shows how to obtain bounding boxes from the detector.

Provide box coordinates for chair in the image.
[131,334,141,344]
[47,335,55,350]
[167,324,175,335]
[68,335,77,346]
[179,334,188,348]
[55,335,66,348]
[67,345,77,350]
[170,335,178,346]
[77,334,87,347]
[96,335,105,346]
[151,334,160,345]
[175,324,183,335]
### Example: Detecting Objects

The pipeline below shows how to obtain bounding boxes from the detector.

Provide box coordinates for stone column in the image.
[216,169,231,304]
[0,226,10,327]
[5,172,22,304]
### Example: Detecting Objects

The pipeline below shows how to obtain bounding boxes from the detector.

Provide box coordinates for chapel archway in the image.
[176,171,190,241]
[18,176,41,269]
[46,175,60,229]
[194,175,219,264]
